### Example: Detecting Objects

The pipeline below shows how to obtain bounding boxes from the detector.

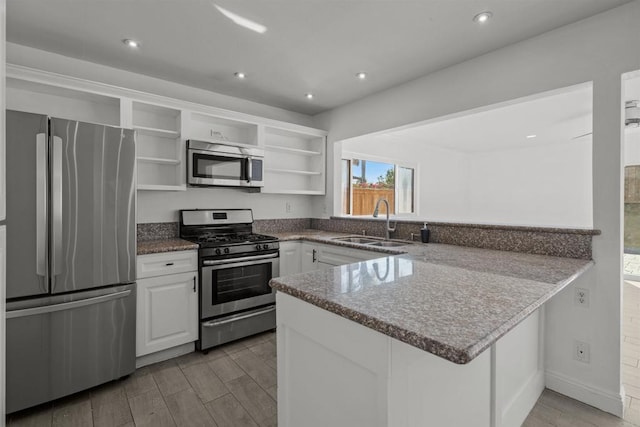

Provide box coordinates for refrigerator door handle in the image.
[51,135,63,277]
[6,289,132,319]
[36,133,48,284]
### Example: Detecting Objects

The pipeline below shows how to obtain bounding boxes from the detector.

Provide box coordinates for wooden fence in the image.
[626,166,640,203]
[352,188,394,216]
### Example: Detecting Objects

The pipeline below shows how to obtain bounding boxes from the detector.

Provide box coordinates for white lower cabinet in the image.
[279,241,383,276]
[277,293,544,427]
[136,251,198,357]
[301,242,318,272]
[278,241,302,277]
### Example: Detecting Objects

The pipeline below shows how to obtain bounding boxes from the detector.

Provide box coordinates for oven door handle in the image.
[202,252,279,266]
[202,305,276,328]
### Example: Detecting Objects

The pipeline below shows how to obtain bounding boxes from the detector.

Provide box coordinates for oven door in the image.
[188,149,263,187]
[201,252,278,319]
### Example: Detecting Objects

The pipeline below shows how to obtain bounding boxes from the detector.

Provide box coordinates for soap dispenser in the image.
[420,223,430,243]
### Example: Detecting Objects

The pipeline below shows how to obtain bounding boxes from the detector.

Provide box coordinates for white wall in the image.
[466,140,593,228]
[316,1,640,417]
[6,43,322,223]
[138,189,316,223]
[344,136,592,228]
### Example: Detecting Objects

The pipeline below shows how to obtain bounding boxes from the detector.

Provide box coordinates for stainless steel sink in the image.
[365,241,406,247]
[331,236,381,244]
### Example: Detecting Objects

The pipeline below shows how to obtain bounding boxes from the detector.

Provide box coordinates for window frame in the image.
[340,150,418,218]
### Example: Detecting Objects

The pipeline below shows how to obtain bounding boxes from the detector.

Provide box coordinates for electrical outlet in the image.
[574,340,590,363]
[574,287,589,308]
[285,202,292,213]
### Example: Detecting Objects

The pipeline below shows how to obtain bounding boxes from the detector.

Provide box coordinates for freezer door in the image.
[5,110,49,299]
[5,283,136,413]
[50,118,136,293]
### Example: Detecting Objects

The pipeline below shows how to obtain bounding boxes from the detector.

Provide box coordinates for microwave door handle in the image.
[246,158,252,183]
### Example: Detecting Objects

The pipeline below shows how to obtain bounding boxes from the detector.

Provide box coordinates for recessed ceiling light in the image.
[305,93,314,100]
[234,72,246,79]
[526,134,537,139]
[214,4,267,34]
[122,39,140,48]
[473,11,493,24]
[356,72,367,80]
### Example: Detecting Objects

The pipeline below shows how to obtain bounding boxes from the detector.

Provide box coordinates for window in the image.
[341,157,415,216]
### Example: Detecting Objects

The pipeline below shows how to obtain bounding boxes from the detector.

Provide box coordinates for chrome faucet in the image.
[373,198,396,240]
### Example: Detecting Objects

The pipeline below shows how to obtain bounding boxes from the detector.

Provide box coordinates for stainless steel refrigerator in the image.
[5,110,137,413]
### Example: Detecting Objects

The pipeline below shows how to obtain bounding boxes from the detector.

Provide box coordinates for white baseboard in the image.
[545,370,624,417]
[135,342,195,369]
[501,371,545,427]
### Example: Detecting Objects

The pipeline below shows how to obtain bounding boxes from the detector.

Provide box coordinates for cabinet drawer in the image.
[137,250,198,279]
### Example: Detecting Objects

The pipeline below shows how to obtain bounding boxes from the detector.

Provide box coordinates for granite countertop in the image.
[137,238,199,255]
[269,235,593,364]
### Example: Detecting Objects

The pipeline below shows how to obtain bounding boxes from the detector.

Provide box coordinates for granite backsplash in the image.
[138,217,598,259]
[311,217,598,259]
[137,222,179,241]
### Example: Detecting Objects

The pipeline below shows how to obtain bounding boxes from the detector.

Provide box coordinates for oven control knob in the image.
[215,248,221,255]
[224,248,230,254]
[256,244,261,250]
[262,244,269,250]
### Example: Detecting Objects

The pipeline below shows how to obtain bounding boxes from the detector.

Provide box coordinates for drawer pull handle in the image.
[165,262,174,266]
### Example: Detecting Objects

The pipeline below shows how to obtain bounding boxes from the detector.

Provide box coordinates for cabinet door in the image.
[279,241,302,277]
[136,272,198,357]
[301,243,318,273]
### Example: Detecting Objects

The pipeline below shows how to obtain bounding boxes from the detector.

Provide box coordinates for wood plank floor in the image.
[6,331,277,427]
[8,283,640,426]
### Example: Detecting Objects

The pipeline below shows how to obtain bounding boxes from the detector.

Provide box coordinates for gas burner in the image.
[187,232,276,247]
[179,209,278,255]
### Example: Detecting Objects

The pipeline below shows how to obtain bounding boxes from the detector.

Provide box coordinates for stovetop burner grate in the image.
[179,209,278,251]
[186,232,276,246]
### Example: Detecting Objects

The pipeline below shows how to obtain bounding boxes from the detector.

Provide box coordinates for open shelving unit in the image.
[132,102,185,191]
[262,126,326,194]
[187,112,259,146]
[6,66,329,195]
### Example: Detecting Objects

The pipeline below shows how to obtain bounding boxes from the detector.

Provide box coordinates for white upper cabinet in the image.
[262,126,326,195]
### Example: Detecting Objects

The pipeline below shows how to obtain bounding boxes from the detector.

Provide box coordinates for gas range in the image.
[179,209,279,352]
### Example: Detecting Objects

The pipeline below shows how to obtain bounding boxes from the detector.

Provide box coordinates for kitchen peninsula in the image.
[270,242,592,427]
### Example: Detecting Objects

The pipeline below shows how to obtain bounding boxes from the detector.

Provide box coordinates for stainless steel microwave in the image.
[187,140,264,188]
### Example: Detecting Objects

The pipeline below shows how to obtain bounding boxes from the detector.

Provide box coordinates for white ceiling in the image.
[369,85,594,153]
[345,75,640,155]
[6,0,632,115]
